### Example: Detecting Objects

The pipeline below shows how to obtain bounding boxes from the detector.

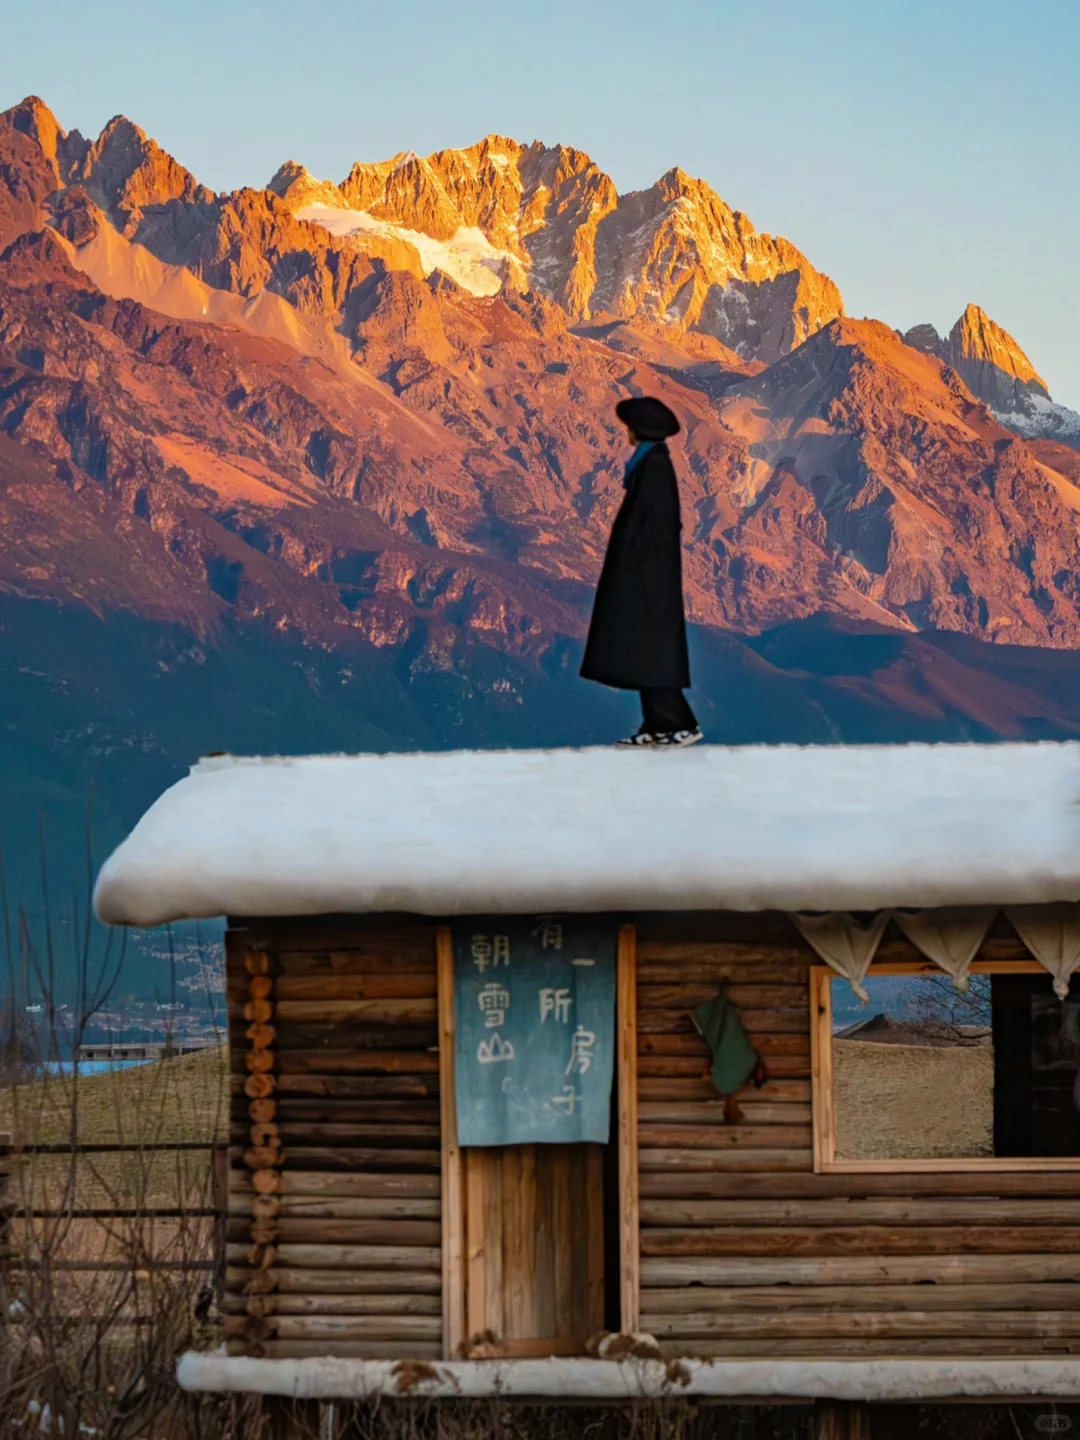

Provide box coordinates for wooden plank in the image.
[639,1055,809,1078]
[640,1199,1080,1227]
[232,1123,441,1145]
[272,1147,440,1171]
[224,1292,442,1316]
[643,1310,1080,1339]
[637,962,810,984]
[639,1033,809,1056]
[618,923,640,1333]
[253,1243,441,1270]
[227,1218,442,1246]
[274,998,437,1023]
[270,1315,443,1341]
[665,1338,1080,1357]
[274,1075,439,1098]
[274,973,438,1000]
[640,1254,1080,1287]
[637,984,807,1009]
[465,1149,490,1341]
[634,943,810,968]
[226,1266,442,1294]
[437,926,464,1360]
[641,1283,1080,1314]
[638,1170,1080,1199]
[638,1078,811,1104]
[811,965,832,1174]
[267,1100,441,1124]
[639,1101,812,1125]
[230,1171,440,1199]
[272,952,437,977]
[638,1009,809,1036]
[587,1144,605,1334]
[248,1340,443,1359]
[276,1049,441,1074]
[640,1226,1080,1257]
[637,1124,812,1150]
[231,1196,442,1221]
[638,1149,814,1173]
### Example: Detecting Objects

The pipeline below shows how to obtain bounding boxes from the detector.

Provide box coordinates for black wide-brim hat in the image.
[615,395,681,441]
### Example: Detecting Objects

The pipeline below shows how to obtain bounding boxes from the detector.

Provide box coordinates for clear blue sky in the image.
[5,0,1079,405]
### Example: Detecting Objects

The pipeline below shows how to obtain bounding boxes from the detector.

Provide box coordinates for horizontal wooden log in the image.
[274,974,437,1001]
[659,1338,1080,1358]
[644,1310,1080,1340]
[231,1122,441,1146]
[635,943,810,968]
[639,1033,808,1057]
[271,1147,440,1172]
[227,1217,441,1246]
[636,961,809,984]
[637,1124,812,1150]
[275,1050,440,1076]
[640,1226,1080,1257]
[230,1171,439,1199]
[637,984,807,1009]
[640,1255,1080,1287]
[274,999,437,1023]
[641,1283,1080,1314]
[226,1265,442,1294]
[225,1313,443,1341]
[638,1055,809,1078]
[243,1100,441,1125]
[223,1292,442,1316]
[231,1196,441,1221]
[274,1075,439,1099]
[639,1102,812,1125]
[252,1022,439,1052]
[232,1340,443,1359]
[640,1199,1080,1228]
[638,1148,814,1173]
[638,1171,1080,1200]
[638,1078,811,1104]
[637,1009,809,1036]
[235,1243,441,1271]
[271,951,436,977]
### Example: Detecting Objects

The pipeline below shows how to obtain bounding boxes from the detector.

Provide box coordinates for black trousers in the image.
[640,687,698,734]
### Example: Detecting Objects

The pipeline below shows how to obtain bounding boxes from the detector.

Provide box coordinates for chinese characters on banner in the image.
[452,918,617,1146]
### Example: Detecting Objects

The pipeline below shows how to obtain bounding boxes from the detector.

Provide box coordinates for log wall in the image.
[635,913,1080,1358]
[223,919,443,1359]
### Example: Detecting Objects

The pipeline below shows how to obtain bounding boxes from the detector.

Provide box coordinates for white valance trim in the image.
[793,912,889,1002]
[1007,904,1080,1000]
[893,907,996,991]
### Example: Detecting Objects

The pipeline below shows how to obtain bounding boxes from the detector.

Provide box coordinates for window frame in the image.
[810,959,1080,1174]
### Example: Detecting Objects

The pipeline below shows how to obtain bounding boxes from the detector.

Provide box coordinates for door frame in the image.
[437,922,638,1358]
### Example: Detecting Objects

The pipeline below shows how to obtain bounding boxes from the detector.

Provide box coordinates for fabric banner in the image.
[894,907,995,991]
[452,917,616,1147]
[1007,904,1080,1000]
[793,911,889,1002]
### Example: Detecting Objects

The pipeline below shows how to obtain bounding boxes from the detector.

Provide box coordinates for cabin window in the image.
[811,962,1080,1172]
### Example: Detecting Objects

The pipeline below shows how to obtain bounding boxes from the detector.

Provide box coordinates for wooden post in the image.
[812,1401,872,1440]
[240,948,281,1352]
[616,923,639,1332]
[436,926,465,1357]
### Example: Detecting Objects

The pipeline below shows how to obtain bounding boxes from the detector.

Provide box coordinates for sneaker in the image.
[615,729,659,748]
[654,728,703,748]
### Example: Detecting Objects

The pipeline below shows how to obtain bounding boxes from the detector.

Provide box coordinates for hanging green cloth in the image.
[692,981,765,1098]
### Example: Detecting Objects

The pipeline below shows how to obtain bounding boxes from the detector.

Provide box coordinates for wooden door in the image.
[437,924,637,1358]
[463,1142,605,1355]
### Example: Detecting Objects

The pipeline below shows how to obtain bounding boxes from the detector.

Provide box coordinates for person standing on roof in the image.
[580,396,702,748]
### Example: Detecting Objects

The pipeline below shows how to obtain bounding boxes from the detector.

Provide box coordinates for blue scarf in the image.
[623,440,659,488]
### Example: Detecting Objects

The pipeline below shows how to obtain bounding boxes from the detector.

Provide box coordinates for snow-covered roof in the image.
[93,743,1080,928]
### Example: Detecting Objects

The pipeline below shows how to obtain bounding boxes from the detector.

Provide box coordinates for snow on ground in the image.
[94,743,1080,927]
[296,202,515,297]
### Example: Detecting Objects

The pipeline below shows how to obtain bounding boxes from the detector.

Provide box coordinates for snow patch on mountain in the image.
[296,202,514,297]
[993,391,1080,445]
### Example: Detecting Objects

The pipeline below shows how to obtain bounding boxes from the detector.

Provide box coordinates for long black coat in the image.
[580,442,691,690]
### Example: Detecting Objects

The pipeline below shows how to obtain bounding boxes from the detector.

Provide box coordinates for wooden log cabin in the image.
[93,743,1080,1421]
